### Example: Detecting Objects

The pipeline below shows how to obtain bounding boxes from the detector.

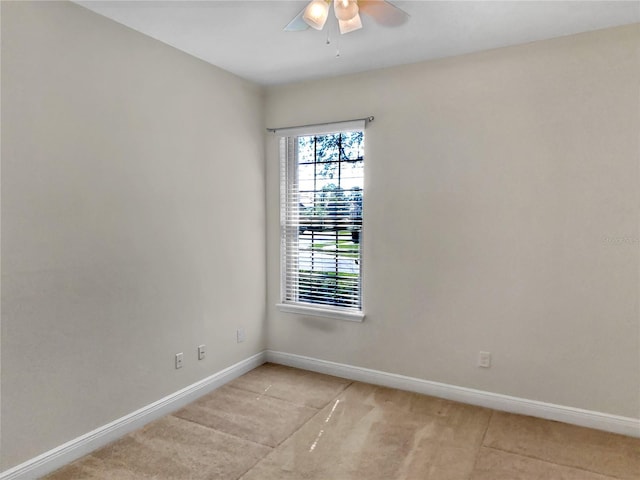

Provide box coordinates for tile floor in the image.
[43,363,640,479]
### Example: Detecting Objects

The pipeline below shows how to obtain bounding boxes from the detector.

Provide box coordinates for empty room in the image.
[1,1,639,479]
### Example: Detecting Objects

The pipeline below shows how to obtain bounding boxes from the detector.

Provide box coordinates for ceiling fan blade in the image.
[284,7,311,32]
[359,0,409,27]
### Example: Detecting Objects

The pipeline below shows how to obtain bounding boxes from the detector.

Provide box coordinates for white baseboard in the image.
[266,350,640,438]
[5,349,637,479]
[0,351,267,480]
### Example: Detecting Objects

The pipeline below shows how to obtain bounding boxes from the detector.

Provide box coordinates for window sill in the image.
[276,303,365,323]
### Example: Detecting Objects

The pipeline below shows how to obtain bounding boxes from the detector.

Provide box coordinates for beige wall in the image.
[1,1,266,469]
[2,0,638,471]
[265,25,640,419]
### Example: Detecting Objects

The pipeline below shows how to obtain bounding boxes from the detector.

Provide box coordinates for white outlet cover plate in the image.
[478,351,491,368]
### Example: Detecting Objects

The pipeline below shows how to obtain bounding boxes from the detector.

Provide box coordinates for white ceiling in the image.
[76,1,639,85]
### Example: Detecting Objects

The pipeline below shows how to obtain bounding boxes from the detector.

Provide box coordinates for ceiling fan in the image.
[285,0,409,35]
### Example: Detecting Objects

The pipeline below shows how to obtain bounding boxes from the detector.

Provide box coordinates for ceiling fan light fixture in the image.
[338,13,363,34]
[334,0,359,21]
[303,0,330,30]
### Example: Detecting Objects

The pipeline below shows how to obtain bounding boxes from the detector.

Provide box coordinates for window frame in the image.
[276,123,365,322]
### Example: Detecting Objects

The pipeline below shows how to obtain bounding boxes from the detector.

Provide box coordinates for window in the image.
[278,121,365,321]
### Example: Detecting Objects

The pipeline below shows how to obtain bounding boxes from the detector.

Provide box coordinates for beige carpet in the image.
[43,363,640,479]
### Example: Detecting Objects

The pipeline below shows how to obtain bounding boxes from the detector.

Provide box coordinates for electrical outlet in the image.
[198,344,206,360]
[236,328,246,343]
[478,351,491,368]
[175,352,184,369]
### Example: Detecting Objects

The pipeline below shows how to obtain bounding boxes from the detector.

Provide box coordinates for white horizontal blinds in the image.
[280,121,364,312]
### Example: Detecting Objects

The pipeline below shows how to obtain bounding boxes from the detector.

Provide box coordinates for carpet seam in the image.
[222,383,325,411]
[273,379,354,450]
[480,445,628,480]
[232,381,354,480]
[467,409,495,479]
[167,414,276,450]
[228,364,352,410]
